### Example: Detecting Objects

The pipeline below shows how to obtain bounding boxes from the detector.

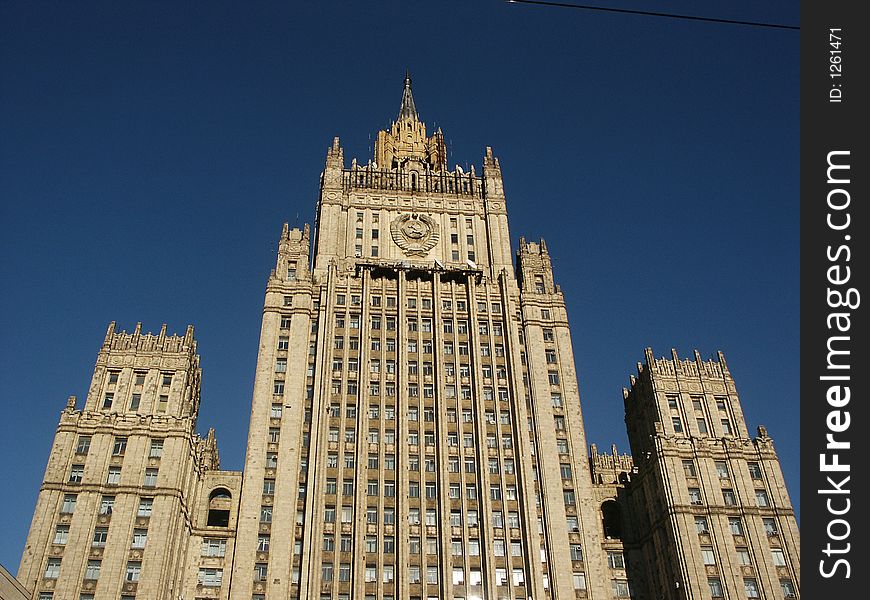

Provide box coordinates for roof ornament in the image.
[399,70,418,121]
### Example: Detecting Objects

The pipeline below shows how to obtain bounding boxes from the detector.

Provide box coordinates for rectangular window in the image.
[76,436,91,454]
[69,464,84,483]
[125,561,141,582]
[85,560,101,580]
[53,525,69,545]
[607,551,625,569]
[149,439,164,458]
[92,527,108,547]
[748,462,763,479]
[107,466,121,485]
[202,538,227,556]
[682,460,697,477]
[198,568,223,587]
[99,496,114,515]
[137,497,153,517]
[44,558,61,579]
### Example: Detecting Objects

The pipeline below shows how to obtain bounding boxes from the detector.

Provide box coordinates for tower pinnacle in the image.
[398,70,418,121]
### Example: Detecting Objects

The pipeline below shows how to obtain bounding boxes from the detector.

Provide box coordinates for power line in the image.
[507,0,799,30]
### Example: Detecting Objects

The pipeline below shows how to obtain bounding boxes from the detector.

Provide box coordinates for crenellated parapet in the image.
[590,443,636,485]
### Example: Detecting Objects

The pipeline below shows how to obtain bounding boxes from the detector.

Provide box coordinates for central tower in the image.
[231,76,605,600]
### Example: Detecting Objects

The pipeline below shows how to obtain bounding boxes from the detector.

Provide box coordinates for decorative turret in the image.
[374,73,447,172]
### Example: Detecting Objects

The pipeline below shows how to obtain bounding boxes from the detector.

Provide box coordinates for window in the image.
[781,579,797,598]
[138,497,153,517]
[696,418,708,434]
[150,439,164,458]
[257,535,270,552]
[682,460,697,477]
[427,566,439,584]
[612,579,631,598]
[44,558,61,578]
[756,489,771,506]
[715,461,729,478]
[570,543,583,561]
[255,563,269,581]
[607,551,625,569]
[701,546,716,565]
[672,417,683,433]
[125,561,141,582]
[278,336,289,350]
[198,568,223,587]
[364,565,377,583]
[729,516,745,536]
[723,489,737,506]
[573,572,587,591]
[85,560,101,580]
[743,578,760,599]
[721,419,733,434]
[130,529,148,549]
[689,488,703,505]
[49,525,69,546]
[708,578,724,598]
[69,464,84,483]
[129,393,141,410]
[142,468,158,487]
[763,517,779,536]
[89,527,108,547]
[263,479,275,495]
[202,538,226,556]
[695,516,709,534]
[76,436,91,454]
[107,466,121,485]
[102,393,114,409]
[748,462,763,479]
[736,547,752,565]
[99,496,114,515]
[548,371,560,385]
[771,548,787,566]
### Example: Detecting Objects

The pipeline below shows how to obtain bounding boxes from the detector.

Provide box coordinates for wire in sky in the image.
[507,0,800,30]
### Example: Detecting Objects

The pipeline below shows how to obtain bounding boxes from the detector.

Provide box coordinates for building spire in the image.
[399,70,418,121]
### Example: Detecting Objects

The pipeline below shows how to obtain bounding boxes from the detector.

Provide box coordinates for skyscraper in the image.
[18,76,799,600]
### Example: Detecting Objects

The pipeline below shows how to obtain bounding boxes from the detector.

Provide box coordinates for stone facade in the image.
[18,76,799,600]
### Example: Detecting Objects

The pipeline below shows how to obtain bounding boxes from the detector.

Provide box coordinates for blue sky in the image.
[0,1,798,568]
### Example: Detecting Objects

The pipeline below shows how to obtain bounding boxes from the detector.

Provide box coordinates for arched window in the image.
[601,500,623,540]
[207,488,232,527]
